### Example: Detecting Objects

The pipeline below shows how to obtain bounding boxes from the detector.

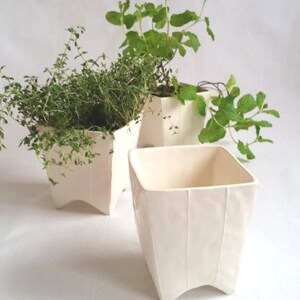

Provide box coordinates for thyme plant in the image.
[0,27,156,177]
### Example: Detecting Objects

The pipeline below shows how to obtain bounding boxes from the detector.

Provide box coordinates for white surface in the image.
[1,0,300,299]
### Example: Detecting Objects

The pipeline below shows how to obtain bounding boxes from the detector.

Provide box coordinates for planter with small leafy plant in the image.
[0,26,156,214]
[106,0,214,147]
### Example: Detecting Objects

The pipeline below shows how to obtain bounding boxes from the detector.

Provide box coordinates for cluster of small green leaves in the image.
[106,0,214,95]
[198,75,280,159]
[0,26,157,172]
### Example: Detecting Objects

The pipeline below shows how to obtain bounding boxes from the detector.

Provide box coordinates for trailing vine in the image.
[198,75,280,159]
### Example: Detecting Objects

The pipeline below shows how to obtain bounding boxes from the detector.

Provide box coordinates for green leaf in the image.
[123,14,136,29]
[105,11,122,26]
[126,30,138,41]
[237,141,255,160]
[171,76,179,92]
[206,27,215,41]
[214,112,230,126]
[143,30,173,58]
[169,37,179,49]
[155,45,172,59]
[120,0,130,13]
[256,91,266,108]
[183,32,201,52]
[235,119,272,130]
[230,86,240,98]
[204,17,214,40]
[170,10,198,27]
[204,16,210,26]
[144,29,161,44]
[262,109,280,118]
[126,31,147,53]
[258,136,274,143]
[253,120,272,128]
[198,119,226,143]
[234,119,254,131]
[178,85,197,101]
[196,95,206,116]
[211,97,221,106]
[178,44,186,56]
[220,101,242,122]
[172,32,183,43]
[237,94,256,113]
[226,74,236,90]
[153,7,167,28]
[143,3,156,17]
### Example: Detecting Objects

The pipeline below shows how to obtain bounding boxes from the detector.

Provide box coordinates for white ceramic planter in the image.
[44,120,140,215]
[128,145,258,300]
[138,91,210,147]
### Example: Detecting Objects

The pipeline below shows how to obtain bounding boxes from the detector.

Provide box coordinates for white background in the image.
[0,0,299,299]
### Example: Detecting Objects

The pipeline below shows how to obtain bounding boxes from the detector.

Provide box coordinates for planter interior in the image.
[129,145,258,300]
[45,120,140,215]
[138,91,210,147]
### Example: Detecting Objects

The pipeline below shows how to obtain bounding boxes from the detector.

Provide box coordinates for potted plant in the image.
[0,26,156,214]
[106,0,280,158]
[106,0,214,147]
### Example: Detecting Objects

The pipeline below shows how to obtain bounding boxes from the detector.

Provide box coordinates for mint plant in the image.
[198,75,280,159]
[0,27,156,180]
[106,0,214,96]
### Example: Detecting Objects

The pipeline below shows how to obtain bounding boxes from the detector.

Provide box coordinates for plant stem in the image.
[199,0,207,19]
[228,126,238,144]
[165,0,170,36]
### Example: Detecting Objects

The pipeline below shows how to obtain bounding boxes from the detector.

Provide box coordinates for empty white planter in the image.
[128,145,258,300]
[44,120,140,215]
[138,91,210,147]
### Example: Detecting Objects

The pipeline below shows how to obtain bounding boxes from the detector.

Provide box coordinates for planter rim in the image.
[129,144,259,192]
[152,89,210,101]
[37,118,140,138]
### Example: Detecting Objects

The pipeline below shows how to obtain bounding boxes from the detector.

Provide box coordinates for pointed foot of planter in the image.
[53,198,111,215]
[211,284,235,295]
[161,283,235,300]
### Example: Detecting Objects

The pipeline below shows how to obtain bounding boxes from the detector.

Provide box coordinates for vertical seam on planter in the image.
[214,187,229,286]
[187,189,191,290]
[145,194,163,300]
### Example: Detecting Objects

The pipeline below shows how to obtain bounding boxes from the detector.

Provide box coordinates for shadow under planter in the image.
[45,120,141,215]
[138,91,210,148]
[128,145,258,300]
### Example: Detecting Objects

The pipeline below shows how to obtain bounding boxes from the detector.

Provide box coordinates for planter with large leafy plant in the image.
[106,0,280,159]
[106,0,214,147]
[0,27,156,214]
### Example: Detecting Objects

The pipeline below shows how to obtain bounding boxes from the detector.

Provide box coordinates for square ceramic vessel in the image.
[129,145,258,300]
[45,120,141,215]
[138,91,210,147]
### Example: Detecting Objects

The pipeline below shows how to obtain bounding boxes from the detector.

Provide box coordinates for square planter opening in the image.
[129,145,258,300]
